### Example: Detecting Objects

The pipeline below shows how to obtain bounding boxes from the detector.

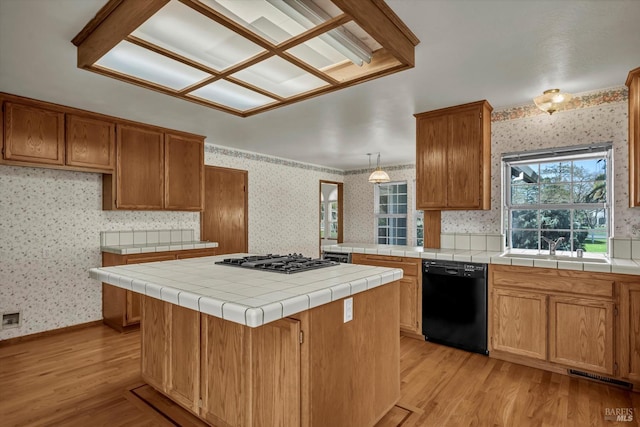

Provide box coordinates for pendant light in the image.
[533,89,573,115]
[367,152,390,183]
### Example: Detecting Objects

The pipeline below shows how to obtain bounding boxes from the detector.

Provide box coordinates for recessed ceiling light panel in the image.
[232,56,328,97]
[190,79,277,111]
[132,1,265,71]
[95,40,211,90]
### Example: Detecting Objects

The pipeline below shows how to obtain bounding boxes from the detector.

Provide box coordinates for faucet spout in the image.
[541,236,564,256]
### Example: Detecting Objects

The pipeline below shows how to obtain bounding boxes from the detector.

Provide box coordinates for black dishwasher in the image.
[422,259,488,355]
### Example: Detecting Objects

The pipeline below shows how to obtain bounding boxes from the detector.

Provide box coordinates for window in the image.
[375,182,408,245]
[320,195,338,239]
[503,143,612,254]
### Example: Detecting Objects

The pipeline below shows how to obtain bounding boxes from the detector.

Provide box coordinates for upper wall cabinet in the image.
[103,125,204,211]
[415,100,492,210]
[627,67,640,207]
[66,114,115,170]
[3,101,65,165]
[1,94,114,173]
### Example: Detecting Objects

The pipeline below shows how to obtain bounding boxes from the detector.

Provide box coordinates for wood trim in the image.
[76,0,170,68]
[319,180,344,251]
[627,67,640,207]
[71,0,125,46]
[422,210,441,248]
[371,0,420,46]
[0,320,103,347]
[330,0,415,66]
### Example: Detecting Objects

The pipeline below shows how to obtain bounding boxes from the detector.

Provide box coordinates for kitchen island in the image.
[90,254,404,427]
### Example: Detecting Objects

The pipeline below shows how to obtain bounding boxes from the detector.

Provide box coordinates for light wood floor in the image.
[1,325,638,427]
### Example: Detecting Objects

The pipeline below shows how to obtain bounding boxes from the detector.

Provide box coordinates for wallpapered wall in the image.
[204,146,344,257]
[0,151,341,339]
[0,167,200,340]
[343,87,638,243]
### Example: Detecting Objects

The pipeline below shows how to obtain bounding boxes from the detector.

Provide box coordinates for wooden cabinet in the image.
[352,253,422,337]
[415,100,492,210]
[618,281,640,382]
[492,288,547,360]
[627,67,640,207]
[101,248,216,331]
[142,297,201,413]
[3,101,64,165]
[490,265,625,380]
[165,133,204,211]
[103,125,204,211]
[66,114,115,170]
[548,296,614,374]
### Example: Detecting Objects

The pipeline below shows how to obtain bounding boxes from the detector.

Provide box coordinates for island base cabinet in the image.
[141,297,200,414]
[200,316,301,427]
[140,281,401,427]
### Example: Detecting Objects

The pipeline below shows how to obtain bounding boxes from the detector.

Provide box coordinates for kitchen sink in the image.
[500,253,610,264]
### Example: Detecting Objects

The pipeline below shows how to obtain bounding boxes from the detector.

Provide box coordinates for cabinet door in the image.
[125,291,142,325]
[399,277,419,333]
[141,296,167,392]
[165,133,204,211]
[618,281,640,381]
[4,102,64,165]
[447,107,482,208]
[175,249,216,259]
[628,68,640,207]
[416,114,448,209]
[166,303,200,413]
[66,114,115,170]
[116,124,164,209]
[492,289,547,360]
[549,296,614,375]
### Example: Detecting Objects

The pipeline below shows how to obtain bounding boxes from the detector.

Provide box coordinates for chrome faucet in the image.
[541,236,564,255]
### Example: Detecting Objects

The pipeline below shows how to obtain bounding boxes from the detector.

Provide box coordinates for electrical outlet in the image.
[42,248,51,259]
[631,224,640,238]
[344,298,353,323]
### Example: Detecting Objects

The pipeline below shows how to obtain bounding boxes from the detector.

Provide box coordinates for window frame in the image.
[502,143,613,254]
[374,181,408,245]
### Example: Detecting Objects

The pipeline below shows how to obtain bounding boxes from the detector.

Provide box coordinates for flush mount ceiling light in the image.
[367,152,390,183]
[72,0,419,117]
[533,89,573,115]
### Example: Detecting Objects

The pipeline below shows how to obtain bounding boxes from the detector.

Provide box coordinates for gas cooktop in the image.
[215,254,338,274]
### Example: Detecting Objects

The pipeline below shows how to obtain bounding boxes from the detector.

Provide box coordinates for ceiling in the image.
[1,0,639,170]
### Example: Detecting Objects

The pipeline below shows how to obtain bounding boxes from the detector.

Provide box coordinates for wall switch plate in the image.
[2,311,21,329]
[344,298,353,323]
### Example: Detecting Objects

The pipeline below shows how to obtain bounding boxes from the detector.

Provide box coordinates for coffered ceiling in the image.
[1,0,639,170]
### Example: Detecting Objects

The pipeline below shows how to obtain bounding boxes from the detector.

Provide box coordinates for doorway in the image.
[201,166,248,255]
[319,181,343,249]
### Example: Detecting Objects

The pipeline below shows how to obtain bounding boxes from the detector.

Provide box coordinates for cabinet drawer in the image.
[352,254,419,276]
[490,266,614,299]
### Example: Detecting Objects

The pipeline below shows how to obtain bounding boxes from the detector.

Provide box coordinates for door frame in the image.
[319,180,343,252]
[201,165,248,254]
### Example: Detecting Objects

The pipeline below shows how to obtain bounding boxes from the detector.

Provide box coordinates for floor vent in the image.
[568,369,633,390]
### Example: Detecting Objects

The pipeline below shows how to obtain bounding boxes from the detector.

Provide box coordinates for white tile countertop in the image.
[323,243,640,276]
[101,241,219,255]
[89,254,404,327]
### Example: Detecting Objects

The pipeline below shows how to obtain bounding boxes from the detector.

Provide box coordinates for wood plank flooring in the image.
[0,325,638,426]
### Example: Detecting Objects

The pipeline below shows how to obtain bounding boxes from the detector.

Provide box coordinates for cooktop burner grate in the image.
[215,254,339,274]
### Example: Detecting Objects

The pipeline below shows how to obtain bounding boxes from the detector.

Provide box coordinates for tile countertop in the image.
[89,253,404,327]
[322,243,640,276]
[101,241,218,255]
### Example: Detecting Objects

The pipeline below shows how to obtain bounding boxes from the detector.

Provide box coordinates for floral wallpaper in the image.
[343,86,638,242]
[204,145,344,258]
[0,166,200,340]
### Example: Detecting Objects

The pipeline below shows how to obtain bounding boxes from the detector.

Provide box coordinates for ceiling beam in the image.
[330,0,417,66]
[75,0,170,68]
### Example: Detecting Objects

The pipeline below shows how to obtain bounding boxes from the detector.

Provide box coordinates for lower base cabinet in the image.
[490,265,639,388]
[352,254,422,337]
[140,281,400,427]
[102,249,216,332]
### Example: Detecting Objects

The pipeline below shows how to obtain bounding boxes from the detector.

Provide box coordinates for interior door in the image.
[202,166,248,254]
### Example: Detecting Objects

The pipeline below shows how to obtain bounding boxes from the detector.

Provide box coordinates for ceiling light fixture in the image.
[533,89,573,115]
[367,152,390,183]
[266,0,373,66]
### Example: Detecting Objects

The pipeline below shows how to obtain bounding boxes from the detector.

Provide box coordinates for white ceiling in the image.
[1,0,639,170]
